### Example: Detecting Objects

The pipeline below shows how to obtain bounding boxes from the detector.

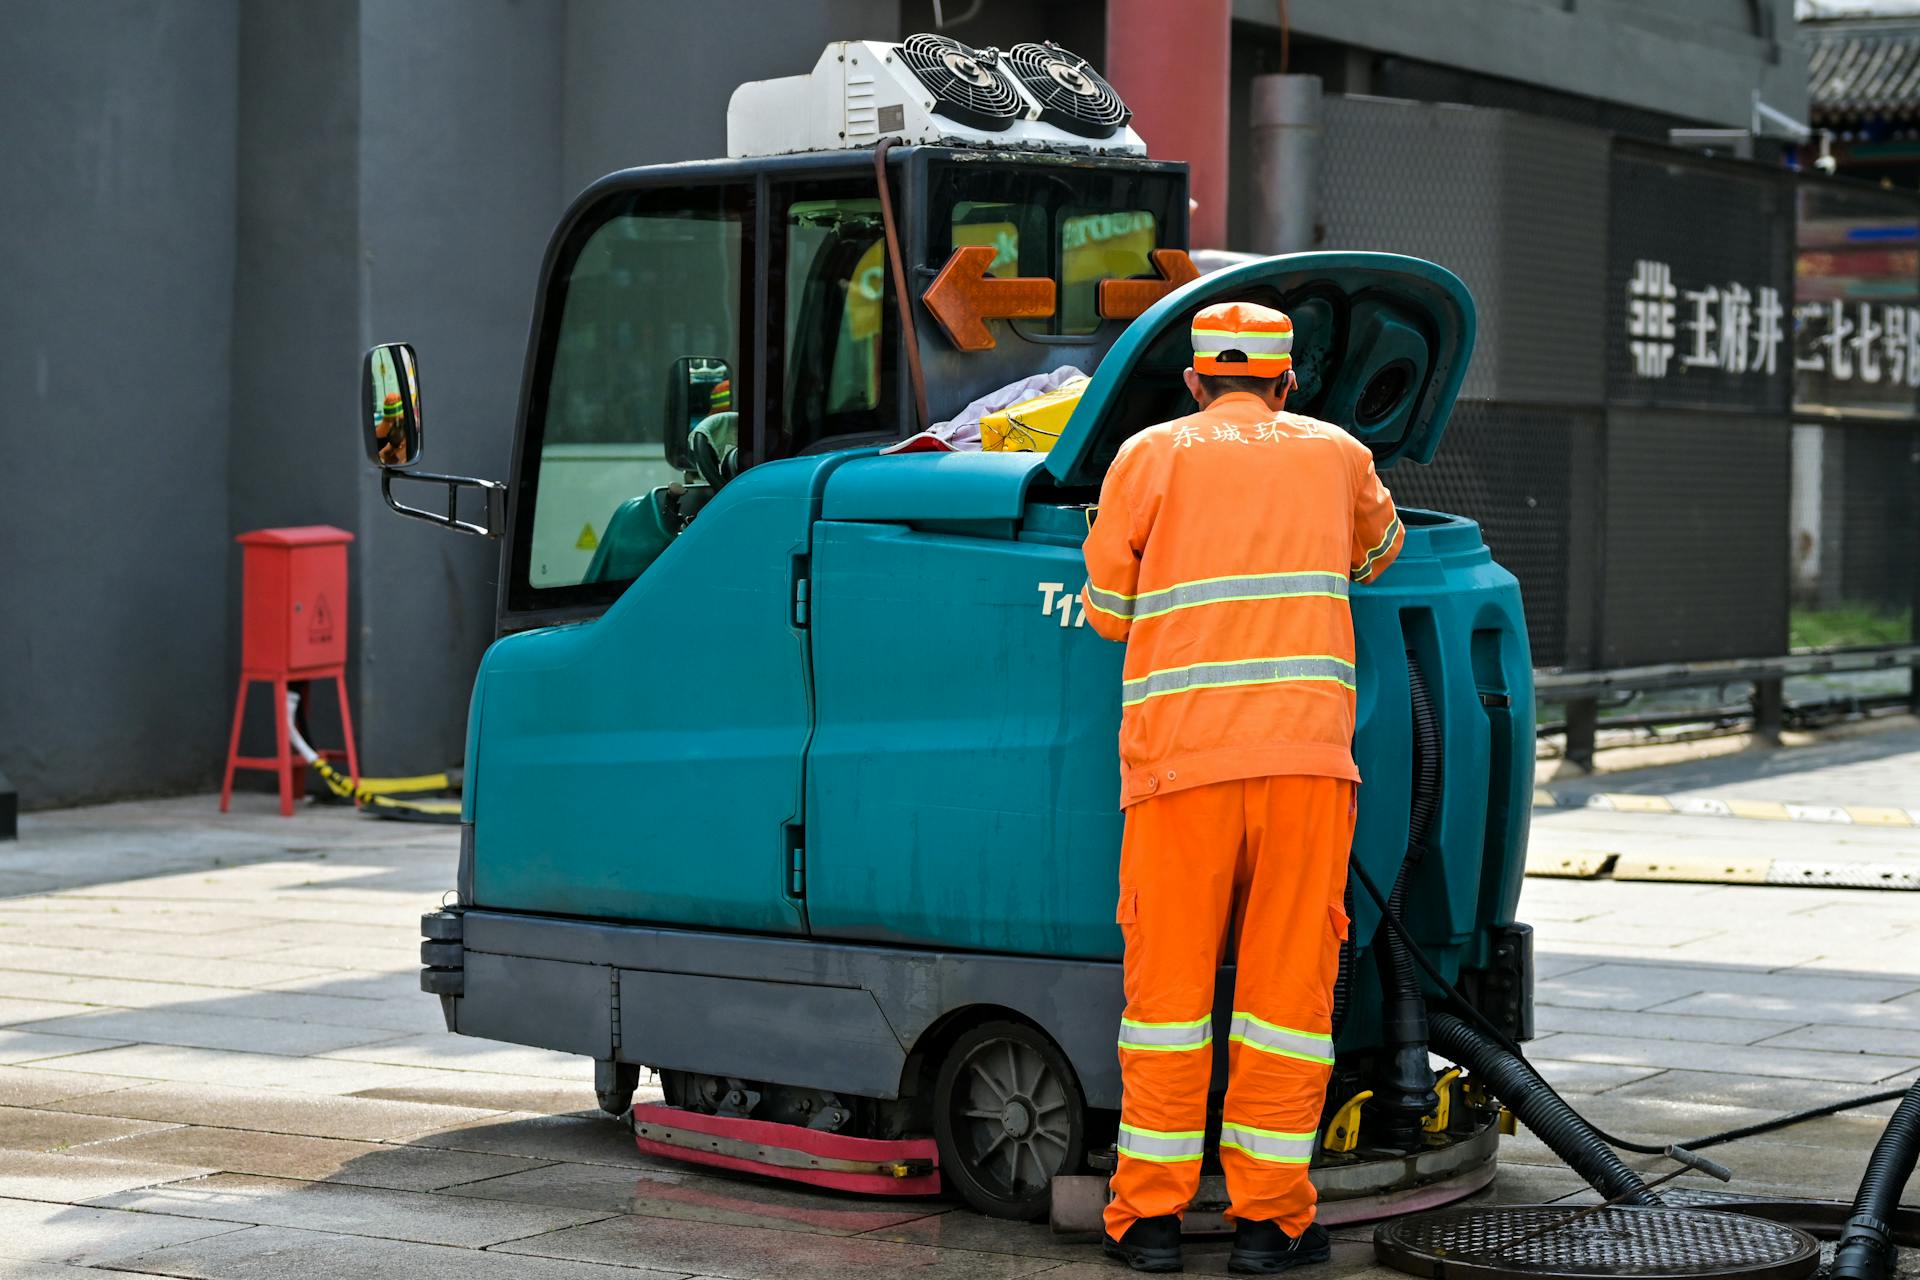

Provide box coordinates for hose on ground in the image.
[1830,1076,1920,1280]
[1350,854,1911,1165]
[1428,1009,1661,1205]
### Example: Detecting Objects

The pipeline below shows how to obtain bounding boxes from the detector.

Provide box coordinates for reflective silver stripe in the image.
[1118,1016,1213,1052]
[1191,330,1294,356]
[1084,583,1134,619]
[1117,1124,1207,1163]
[1354,516,1402,582]
[1229,1013,1335,1065]
[1089,572,1348,622]
[1122,656,1356,707]
[1219,1122,1316,1164]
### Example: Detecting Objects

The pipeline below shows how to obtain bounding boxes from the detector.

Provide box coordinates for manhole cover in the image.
[1374,1205,1821,1279]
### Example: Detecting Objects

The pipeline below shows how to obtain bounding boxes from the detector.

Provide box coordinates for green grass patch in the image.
[1790,604,1912,651]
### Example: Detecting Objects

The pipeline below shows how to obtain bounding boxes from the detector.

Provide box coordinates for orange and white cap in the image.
[1191,301,1293,377]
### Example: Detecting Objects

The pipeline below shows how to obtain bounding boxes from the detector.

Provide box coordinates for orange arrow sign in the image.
[1097,249,1202,320]
[922,246,1058,352]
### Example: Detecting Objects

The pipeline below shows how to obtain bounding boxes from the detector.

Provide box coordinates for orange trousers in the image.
[1105,774,1354,1240]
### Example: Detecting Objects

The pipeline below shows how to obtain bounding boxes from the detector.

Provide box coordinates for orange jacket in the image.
[1081,392,1403,806]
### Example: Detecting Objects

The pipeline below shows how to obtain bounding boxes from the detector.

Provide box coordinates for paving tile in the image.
[1534,1032,1919,1084]
[66,1123,550,1191]
[0,1195,247,1264]
[1648,990,1920,1030]
[46,1081,501,1142]
[0,1031,127,1066]
[0,1105,175,1152]
[446,1160,939,1235]
[1534,1004,1800,1046]
[89,1172,613,1247]
[0,1065,144,1109]
[0,999,96,1028]
[29,1044,477,1096]
[1523,1058,1666,1094]
[408,1112,657,1168]
[349,1075,605,1115]
[858,1208,1090,1260]
[490,1210,1063,1279]
[320,1033,587,1077]
[1752,1022,1920,1058]
[112,1223,686,1280]
[11,1008,404,1057]
[0,942,341,990]
[1599,1068,1920,1112]
[0,1148,211,1201]
[1538,962,1919,1014]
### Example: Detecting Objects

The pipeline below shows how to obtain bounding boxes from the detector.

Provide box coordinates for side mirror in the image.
[362,343,423,468]
[359,341,505,539]
[665,356,733,473]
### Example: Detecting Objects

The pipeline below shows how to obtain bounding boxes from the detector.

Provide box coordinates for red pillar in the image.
[1105,0,1233,250]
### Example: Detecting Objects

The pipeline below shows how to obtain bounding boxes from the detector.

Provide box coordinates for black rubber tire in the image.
[932,1019,1087,1221]
[597,1088,634,1117]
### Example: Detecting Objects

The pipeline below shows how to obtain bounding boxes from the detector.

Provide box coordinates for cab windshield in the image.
[928,161,1181,335]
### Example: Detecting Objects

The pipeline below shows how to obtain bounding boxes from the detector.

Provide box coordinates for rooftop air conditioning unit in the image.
[727,35,1145,158]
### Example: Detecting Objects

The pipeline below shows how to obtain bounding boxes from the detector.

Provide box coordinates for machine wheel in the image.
[933,1019,1086,1221]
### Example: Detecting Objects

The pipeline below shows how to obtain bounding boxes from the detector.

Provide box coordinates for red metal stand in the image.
[219,670,359,816]
[220,526,357,816]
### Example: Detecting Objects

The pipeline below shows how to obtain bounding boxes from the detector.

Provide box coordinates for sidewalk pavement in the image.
[0,774,1916,1278]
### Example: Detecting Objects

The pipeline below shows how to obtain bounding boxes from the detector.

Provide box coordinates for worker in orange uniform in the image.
[1083,301,1403,1275]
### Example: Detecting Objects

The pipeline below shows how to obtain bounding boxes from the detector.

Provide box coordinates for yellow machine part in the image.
[1322,1089,1373,1154]
[1424,1066,1464,1134]
[980,377,1090,453]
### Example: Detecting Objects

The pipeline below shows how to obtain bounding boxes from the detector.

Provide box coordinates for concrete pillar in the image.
[1249,74,1323,254]
[1106,0,1231,249]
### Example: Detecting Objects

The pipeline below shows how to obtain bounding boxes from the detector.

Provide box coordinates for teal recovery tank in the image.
[428,248,1537,1222]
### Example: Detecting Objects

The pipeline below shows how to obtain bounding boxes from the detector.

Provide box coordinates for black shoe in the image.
[1103,1214,1184,1273]
[1228,1220,1330,1274]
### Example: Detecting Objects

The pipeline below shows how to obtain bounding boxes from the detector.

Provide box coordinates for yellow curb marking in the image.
[1613,854,1771,884]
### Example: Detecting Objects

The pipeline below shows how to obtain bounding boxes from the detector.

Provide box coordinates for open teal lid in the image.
[1044,252,1477,486]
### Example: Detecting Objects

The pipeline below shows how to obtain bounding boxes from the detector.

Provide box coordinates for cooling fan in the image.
[897,33,1025,131]
[1006,41,1131,138]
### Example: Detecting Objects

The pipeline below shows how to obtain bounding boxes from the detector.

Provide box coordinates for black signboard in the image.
[1606,143,1795,415]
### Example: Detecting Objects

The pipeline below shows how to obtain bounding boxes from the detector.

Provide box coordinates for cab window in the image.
[773,185,898,454]
[511,183,751,608]
[934,165,1168,338]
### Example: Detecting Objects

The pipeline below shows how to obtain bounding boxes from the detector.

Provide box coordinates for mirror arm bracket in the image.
[380,468,507,539]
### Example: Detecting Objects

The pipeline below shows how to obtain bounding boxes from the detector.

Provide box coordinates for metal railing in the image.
[1537,645,1920,768]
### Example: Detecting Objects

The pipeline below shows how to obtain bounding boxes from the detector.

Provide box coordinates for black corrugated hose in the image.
[1830,1077,1920,1280]
[1372,654,1444,1149]
[1428,1010,1661,1206]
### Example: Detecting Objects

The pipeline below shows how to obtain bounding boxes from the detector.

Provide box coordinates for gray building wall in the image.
[1245,0,1807,131]
[0,0,1819,806]
[0,1,240,807]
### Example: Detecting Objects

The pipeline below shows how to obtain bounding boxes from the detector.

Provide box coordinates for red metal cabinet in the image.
[237,526,353,674]
[222,526,358,816]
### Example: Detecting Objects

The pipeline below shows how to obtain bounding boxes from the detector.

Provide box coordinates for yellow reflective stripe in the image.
[1219,1122,1316,1164]
[1090,572,1349,622]
[1228,1012,1335,1064]
[1118,1123,1207,1162]
[1119,1014,1214,1052]
[1122,656,1357,707]
[1354,515,1403,582]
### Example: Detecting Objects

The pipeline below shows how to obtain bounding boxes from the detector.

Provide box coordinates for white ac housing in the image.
[727,37,1146,159]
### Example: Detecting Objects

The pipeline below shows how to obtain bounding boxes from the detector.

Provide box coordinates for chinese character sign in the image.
[1625,260,1785,382]
[1794,299,1920,390]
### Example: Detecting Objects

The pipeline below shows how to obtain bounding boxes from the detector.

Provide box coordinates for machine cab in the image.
[492,145,1190,629]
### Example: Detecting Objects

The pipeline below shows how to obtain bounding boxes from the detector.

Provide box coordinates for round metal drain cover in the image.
[1374,1205,1821,1279]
